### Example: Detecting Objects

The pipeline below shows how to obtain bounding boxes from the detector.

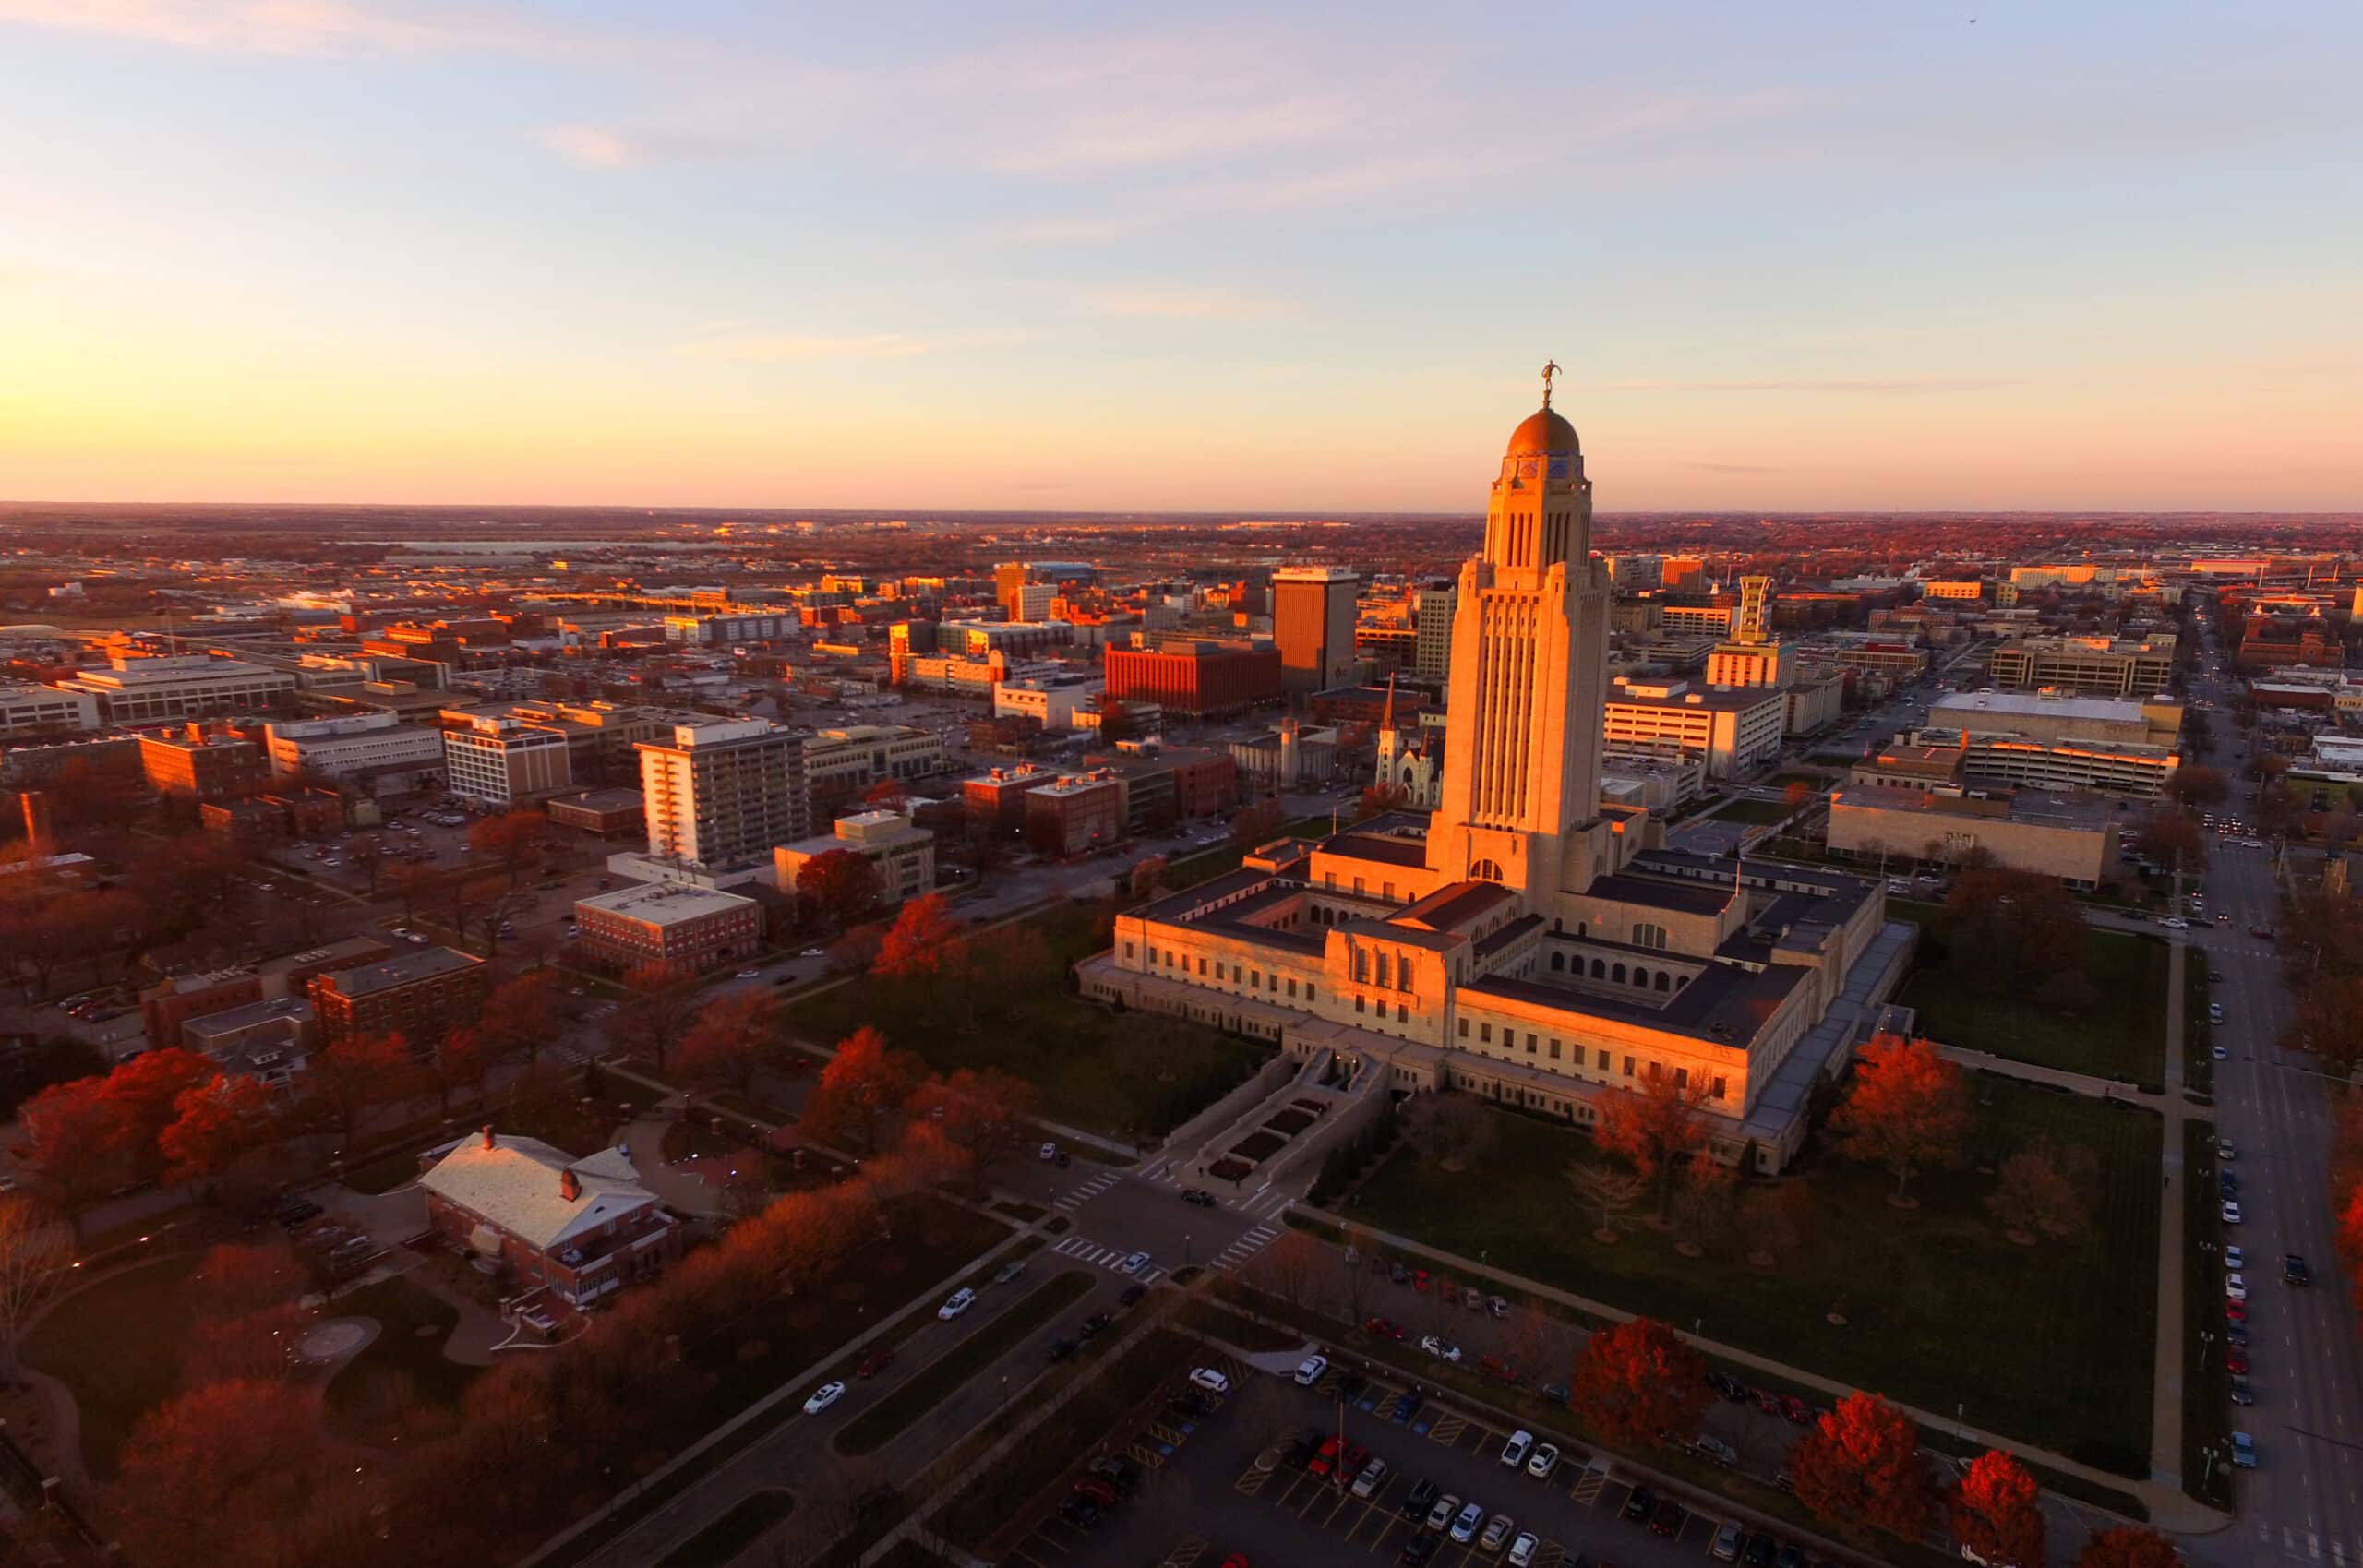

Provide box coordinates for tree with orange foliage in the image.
[905,1068,1039,1185]
[468,808,550,887]
[474,969,565,1071]
[158,1072,276,1193]
[801,1025,925,1155]
[1829,1033,1973,1203]
[98,1047,219,1183]
[862,777,912,813]
[874,892,963,1015]
[798,846,881,931]
[676,990,786,1097]
[1592,1070,1713,1223]
[2075,1526,2183,1568]
[1952,1449,2045,1568]
[609,961,699,1073]
[1567,1315,1709,1447]
[15,1075,126,1234]
[1229,796,1286,851]
[1986,1137,2097,1243]
[1786,1391,1937,1540]
[111,1378,331,1568]
[303,1030,416,1145]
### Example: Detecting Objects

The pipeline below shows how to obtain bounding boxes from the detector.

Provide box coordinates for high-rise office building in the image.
[635,719,809,875]
[1273,565,1361,696]
[1413,580,1457,684]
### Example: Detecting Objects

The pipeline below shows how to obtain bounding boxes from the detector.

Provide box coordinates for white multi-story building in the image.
[1413,581,1457,684]
[0,681,100,739]
[53,653,297,723]
[802,724,945,802]
[266,711,447,781]
[637,718,809,875]
[1601,678,1787,781]
[993,676,1103,733]
[441,715,571,807]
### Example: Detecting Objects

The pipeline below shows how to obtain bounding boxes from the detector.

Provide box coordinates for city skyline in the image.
[5,0,2360,511]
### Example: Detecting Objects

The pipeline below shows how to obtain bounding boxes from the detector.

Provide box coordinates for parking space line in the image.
[1428,1413,1468,1446]
[1157,1540,1208,1568]
[1233,1464,1272,1499]
[1534,1541,1567,1568]
[1365,1516,1404,1555]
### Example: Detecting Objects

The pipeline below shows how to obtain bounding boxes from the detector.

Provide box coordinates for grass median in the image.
[2181,1117,2235,1510]
[653,1490,793,1568]
[835,1268,1098,1456]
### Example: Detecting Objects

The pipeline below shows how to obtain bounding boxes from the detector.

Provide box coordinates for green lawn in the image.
[1712,796,1802,825]
[1901,919,2170,1086]
[835,1268,1097,1455]
[323,1275,482,1442]
[1348,1084,2163,1474]
[793,904,1273,1142]
[23,1252,203,1478]
[2184,954,2216,1099]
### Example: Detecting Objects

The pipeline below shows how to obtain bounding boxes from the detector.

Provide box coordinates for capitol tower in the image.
[1422,367,1623,915]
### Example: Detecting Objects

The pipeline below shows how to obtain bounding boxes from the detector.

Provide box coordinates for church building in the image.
[1076,380,1916,1171]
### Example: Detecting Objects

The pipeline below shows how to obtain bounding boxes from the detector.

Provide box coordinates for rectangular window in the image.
[1197,957,1206,976]
[1525,1034,1537,1056]
[1251,970,1261,987]
[1306,985,1315,1002]
[1397,1004,1408,1023]
[1356,996,1366,1013]
[1287,978,1297,998]
[1481,1023,1493,1043]
[1711,1076,1727,1100]
[1124,942,1134,958]
[1383,881,1395,901]
[1597,1048,1609,1070]
[1458,1019,1469,1037]
[1354,877,1365,895]
[1550,1039,1562,1060]
[1674,1066,1688,1089]
[1623,1055,1636,1077]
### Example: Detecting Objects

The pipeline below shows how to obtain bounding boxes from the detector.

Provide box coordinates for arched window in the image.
[1612,963,1627,984]
[1470,858,1505,883]
[1654,971,1671,992]
[1590,958,1605,978]
[1550,952,1565,972]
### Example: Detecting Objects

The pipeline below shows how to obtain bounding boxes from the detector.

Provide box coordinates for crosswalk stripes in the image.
[1049,1233,1167,1283]
[1211,1223,1280,1272]
[1052,1170,1122,1211]
[1234,1185,1291,1219]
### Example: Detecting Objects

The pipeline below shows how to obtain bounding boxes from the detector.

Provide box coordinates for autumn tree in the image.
[1403,1091,1496,1173]
[676,991,786,1097]
[345,835,387,897]
[1985,1137,2098,1243]
[873,892,964,1017]
[1358,784,1409,821]
[1787,1391,1937,1541]
[1568,1161,1649,1243]
[1829,1033,1973,1204]
[904,1068,1039,1186]
[0,1198,72,1382]
[97,1047,218,1184]
[1567,1315,1709,1447]
[801,1025,925,1155]
[798,847,882,932]
[390,859,439,925]
[1129,855,1171,900]
[474,969,565,1071]
[110,1379,333,1568]
[610,962,699,1073]
[304,1030,417,1145]
[429,1027,490,1113]
[1592,1071,1713,1223]
[2131,808,2207,876]
[15,1075,126,1232]
[469,808,550,887]
[1229,796,1286,850]
[957,920,1056,1031]
[2075,1526,2182,1568]
[862,777,912,813]
[1943,867,2088,987]
[1952,1449,2045,1568]
[2165,767,2228,809]
[1669,1150,1738,1253]
[158,1072,277,1194]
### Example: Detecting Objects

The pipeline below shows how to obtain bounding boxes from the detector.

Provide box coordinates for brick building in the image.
[139,726,270,801]
[308,946,488,1048]
[140,967,264,1050]
[572,882,762,973]
[1024,772,1126,856]
[416,1129,678,1309]
[1104,640,1281,720]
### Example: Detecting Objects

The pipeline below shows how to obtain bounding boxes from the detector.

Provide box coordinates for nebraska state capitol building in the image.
[1078,386,1915,1171]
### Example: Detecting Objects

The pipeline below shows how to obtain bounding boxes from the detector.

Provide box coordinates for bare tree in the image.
[0,1198,74,1382]
[1567,1162,1648,1244]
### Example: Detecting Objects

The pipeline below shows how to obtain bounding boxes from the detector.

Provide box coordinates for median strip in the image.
[835,1269,1098,1456]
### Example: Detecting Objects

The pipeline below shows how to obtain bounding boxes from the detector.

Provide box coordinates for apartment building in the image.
[572,881,762,973]
[139,726,270,801]
[441,715,572,807]
[636,718,810,875]
[308,946,489,1048]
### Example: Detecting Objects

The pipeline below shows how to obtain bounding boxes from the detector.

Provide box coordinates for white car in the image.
[2226,1245,2246,1270]
[2209,1003,2225,1024]
[2226,1273,2249,1301]
[2219,1140,2237,1161]
[2213,1046,2229,1061]
[1508,1532,1541,1567]
[1419,1335,1462,1362]
[1500,1430,1533,1469]
[736,968,760,979]
[1294,1354,1329,1387]
[2223,1201,2243,1225]
[1525,1442,1561,1479]
[1121,1251,1151,1275]
[803,1380,845,1415]
[1450,1501,1484,1544]
[1481,1514,1517,1553]
[938,1287,976,1320]
[2161,916,2189,929]
[1188,1366,1230,1395]
[1351,1457,1390,1499]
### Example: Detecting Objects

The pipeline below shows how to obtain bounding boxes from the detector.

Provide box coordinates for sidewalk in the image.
[1933,1046,2156,1100]
[2151,940,2191,1496]
[1288,1205,2228,1535]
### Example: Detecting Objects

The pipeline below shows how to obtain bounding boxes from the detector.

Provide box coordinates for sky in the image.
[2,0,2359,513]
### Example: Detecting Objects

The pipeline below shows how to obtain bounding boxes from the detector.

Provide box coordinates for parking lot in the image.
[999,1356,1822,1568]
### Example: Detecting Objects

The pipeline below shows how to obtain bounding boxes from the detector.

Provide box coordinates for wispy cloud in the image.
[0,0,582,57]
[1083,285,1282,321]
[1601,377,2018,394]
[676,329,1033,362]
[535,123,631,169]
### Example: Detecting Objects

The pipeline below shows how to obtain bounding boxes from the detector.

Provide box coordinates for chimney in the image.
[559,1168,581,1203]
[481,1125,495,1150]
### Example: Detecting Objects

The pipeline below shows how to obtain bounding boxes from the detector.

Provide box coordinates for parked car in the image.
[1188,1366,1230,1395]
[2230,1375,2256,1406]
[1425,1491,1462,1532]
[1295,1354,1330,1386]
[1366,1316,1406,1340]
[1402,1478,1440,1519]
[1071,1477,1116,1508]
[1500,1430,1533,1469]
[1623,1486,1656,1523]
[2232,1431,2258,1468]
[2223,1201,2243,1225]
[1712,1522,1745,1562]
[1481,1514,1517,1552]
[1398,1533,1441,1566]
[2226,1245,2246,1270]
[1352,1457,1391,1499]
[2226,1274,2249,1301]
[1650,1498,1686,1536]
[1450,1501,1485,1543]
[1419,1335,1462,1362]
[1509,1531,1541,1567]
[1121,1251,1152,1275]
[1048,1337,1077,1361]
[1779,1394,1815,1425]
[1078,1311,1110,1337]
[1743,1533,1778,1568]
[1525,1442,1561,1480]
[1692,1433,1739,1467]
[1390,1391,1425,1425]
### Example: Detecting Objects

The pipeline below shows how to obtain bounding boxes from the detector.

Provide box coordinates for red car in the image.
[1365,1316,1406,1340]
[2226,1348,2251,1375]
[1781,1395,1815,1426]
[1752,1387,1781,1416]
[855,1347,894,1378]
[2225,1300,2248,1323]
[1412,1270,1433,1292]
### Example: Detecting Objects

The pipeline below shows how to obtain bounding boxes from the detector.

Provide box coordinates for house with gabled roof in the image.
[416,1128,678,1309]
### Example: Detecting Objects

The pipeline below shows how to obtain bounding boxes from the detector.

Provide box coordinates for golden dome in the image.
[1505,404,1579,458]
